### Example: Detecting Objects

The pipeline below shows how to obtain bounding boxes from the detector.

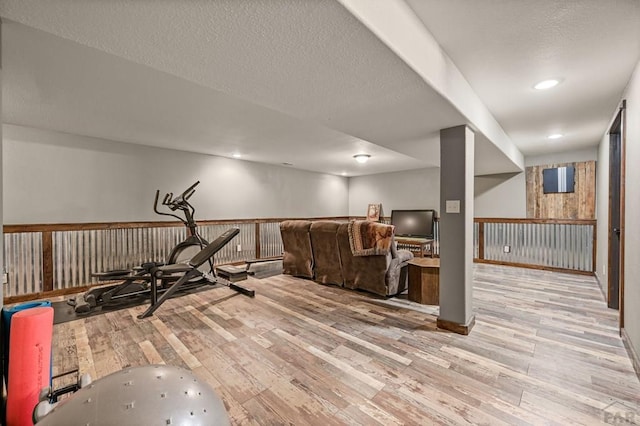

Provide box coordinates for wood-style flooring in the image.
[52,264,640,425]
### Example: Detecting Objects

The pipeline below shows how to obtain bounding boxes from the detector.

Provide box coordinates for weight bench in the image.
[138,228,255,319]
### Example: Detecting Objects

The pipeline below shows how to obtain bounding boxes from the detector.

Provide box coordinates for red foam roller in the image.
[6,307,54,426]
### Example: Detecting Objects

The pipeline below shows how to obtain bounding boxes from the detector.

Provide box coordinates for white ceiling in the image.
[4,21,429,176]
[407,0,640,156]
[2,0,639,176]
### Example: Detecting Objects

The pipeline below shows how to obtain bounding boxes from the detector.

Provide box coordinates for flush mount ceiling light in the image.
[232,153,242,158]
[353,154,371,164]
[548,133,563,139]
[534,79,560,90]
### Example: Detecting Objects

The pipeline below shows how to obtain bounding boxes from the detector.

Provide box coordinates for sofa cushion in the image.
[337,223,389,292]
[309,221,343,286]
[336,223,357,289]
[280,220,314,278]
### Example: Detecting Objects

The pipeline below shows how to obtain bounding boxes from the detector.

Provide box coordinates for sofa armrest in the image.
[385,253,412,295]
[395,249,414,263]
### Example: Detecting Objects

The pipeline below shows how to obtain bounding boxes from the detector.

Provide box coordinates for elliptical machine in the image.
[152,181,210,270]
[69,182,252,314]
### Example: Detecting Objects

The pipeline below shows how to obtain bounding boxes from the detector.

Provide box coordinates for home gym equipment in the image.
[137,227,254,319]
[69,181,255,316]
[33,369,92,423]
[151,180,209,267]
[34,365,230,425]
[216,256,284,282]
[5,306,54,426]
[2,301,52,388]
[215,264,249,282]
[70,181,207,314]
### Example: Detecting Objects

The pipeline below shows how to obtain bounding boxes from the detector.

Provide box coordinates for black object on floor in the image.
[53,294,147,325]
[248,260,283,279]
[53,284,219,325]
[215,265,248,282]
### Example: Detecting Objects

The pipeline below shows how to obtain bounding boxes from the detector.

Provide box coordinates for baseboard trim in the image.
[594,273,607,301]
[437,315,476,335]
[474,258,593,276]
[621,328,640,382]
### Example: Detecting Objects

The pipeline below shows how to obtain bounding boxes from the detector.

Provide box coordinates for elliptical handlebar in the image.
[153,182,201,228]
[181,181,199,201]
[162,181,200,211]
[153,189,185,224]
[171,181,199,206]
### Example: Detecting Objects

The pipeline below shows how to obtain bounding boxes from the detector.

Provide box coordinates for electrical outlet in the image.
[2,273,7,285]
[603,265,606,276]
[503,245,511,253]
[236,244,242,252]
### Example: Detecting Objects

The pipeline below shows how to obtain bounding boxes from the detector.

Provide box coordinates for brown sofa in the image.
[280,220,413,296]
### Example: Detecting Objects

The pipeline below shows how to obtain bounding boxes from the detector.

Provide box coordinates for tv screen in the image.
[391,209,436,239]
[543,166,575,193]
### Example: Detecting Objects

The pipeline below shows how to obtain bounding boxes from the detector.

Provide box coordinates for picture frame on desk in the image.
[366,203,381,222]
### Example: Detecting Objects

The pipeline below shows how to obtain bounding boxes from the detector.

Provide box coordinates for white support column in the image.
[437,125,475,334]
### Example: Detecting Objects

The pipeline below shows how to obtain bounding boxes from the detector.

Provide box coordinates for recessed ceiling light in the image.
[232,153,242,158]
[353,154,371,164]
[534,79,560,90]
[341,172,348,176]
[548,133,563,139]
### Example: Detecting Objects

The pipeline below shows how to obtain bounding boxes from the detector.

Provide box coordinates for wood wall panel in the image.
[526,160,596,219]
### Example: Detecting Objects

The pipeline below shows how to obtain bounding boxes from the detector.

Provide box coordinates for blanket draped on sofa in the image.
[348,220,395,256]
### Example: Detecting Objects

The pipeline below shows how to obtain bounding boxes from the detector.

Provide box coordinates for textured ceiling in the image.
[2,0,637,177]
[4,21,429,176]
[2,0,460,140]
[407,0,640,155]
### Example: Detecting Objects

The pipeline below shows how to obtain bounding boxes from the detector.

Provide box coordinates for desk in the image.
[408,257,440,305]
[396,237,434,258]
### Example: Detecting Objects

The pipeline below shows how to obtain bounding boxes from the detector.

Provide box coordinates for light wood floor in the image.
[52,264,640,425]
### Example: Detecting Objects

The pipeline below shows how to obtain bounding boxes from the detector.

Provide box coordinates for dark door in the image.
[608,111,622,310]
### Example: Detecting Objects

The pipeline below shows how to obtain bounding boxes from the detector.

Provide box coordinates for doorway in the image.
[607,101,625,319]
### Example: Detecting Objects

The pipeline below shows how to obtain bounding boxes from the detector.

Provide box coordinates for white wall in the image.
[348,168,440,217]
[367,146,597,220]
[462,145,597,219]
[597,58,640,364]
[473,146,600,219]
[474,172,526,218]
[348,166,526,218]
[621,60,640,360]
[6,123,594,225]
[473,147,600,219]
[3,125,349,223]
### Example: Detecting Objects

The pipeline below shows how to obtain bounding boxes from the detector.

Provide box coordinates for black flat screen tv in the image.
[391,209,436,239]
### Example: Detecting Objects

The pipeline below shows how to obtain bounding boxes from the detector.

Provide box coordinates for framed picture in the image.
[543,166,575,193]
[366,203,381,222]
